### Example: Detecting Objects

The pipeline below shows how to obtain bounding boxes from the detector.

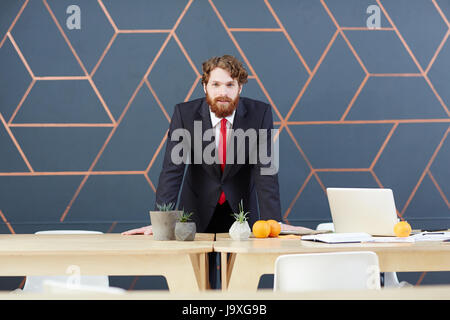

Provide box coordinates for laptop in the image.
[326,188,399,236]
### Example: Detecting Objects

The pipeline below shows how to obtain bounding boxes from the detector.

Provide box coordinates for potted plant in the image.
[175,210,196,241]
[229,200,251,240]
[149,202,181,240]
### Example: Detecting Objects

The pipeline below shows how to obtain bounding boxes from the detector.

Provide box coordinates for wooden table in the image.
[2,285,450,300]
[214,233,450,291]
[0,233,214,292]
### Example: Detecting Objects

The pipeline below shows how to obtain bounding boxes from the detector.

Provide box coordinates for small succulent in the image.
[156,202,176,212]
[178,209,194,223]
[231,199,249,223]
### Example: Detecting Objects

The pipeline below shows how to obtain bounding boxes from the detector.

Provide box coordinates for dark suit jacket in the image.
[155,97,282,232]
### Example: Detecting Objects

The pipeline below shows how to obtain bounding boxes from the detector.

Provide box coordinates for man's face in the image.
[204,67,242,118]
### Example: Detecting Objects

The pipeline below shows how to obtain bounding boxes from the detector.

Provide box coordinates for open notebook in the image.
[301,232,450,243]
[301,232,373,243]
[279,229,330,236]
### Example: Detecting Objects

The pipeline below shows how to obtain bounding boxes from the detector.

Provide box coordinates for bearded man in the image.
[122,55,310,288]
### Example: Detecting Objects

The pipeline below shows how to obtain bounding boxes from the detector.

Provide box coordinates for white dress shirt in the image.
[209,109,235,149]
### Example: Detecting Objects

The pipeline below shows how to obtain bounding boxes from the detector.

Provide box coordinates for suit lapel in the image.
[197,99,221,179]
[222,98,248,182]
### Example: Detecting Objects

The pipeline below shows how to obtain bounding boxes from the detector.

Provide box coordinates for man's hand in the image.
[121,223,313,235]
[121,225,153,235]
[279,223,314,234]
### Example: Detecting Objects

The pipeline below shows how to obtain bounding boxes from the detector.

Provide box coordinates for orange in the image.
[394,221,412,237]
[252,220,271,238]
[267,219,281,237]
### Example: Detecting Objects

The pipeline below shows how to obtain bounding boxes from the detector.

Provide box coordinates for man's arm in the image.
[154,104,186,208]
[122,104,185,235]
[252,104,282,221]
[252,104,314,232]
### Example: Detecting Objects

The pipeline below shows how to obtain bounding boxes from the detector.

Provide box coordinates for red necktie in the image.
[218,118,227,205]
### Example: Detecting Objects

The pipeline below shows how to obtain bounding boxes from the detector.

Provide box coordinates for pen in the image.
[423,232,445,235]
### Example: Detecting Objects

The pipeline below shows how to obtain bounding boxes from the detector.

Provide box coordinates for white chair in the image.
[315,222,410,288]
[22,230,110,293]
[316,222,335,232]
[42,280,125,295]
[274,251,381,292]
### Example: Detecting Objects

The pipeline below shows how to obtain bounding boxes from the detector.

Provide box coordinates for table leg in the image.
[221,253,236,291]
[189,253,209,291]
[162,254,202,292]
[0,253,208,292]
[226,253,277,291]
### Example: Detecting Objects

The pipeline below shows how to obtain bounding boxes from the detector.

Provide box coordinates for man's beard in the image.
[206,91,239,118]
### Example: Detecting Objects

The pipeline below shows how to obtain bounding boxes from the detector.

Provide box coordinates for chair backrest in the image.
[315,223,402,288]
[34,230,103,235]
[273,251,381,292]
[22,230,109,293]
[42,280,125,295]
[316,222,335,232]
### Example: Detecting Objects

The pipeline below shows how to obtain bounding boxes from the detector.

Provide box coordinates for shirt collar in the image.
[209,107,235,128]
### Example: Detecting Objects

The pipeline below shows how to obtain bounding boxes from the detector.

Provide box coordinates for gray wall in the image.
[0,0,449,289]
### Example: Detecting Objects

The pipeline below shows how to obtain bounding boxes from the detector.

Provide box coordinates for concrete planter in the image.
[229,221,251,240]
[149,210,181,240]
[175,222,196,241]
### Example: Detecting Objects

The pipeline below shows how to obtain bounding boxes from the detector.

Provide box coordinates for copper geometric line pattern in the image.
[376,0,450,117]
[0,0,448,234]
[263,0,312,75]
[60,0,196,222]
[400,127,449,217]
[0,0,28,49]
[0,209,15,234]
[209,0,284,123]
[282,0,450,222]
[428,170,450,208]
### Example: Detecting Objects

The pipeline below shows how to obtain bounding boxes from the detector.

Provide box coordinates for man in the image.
[122,55,311,287]
[123,54,309,235]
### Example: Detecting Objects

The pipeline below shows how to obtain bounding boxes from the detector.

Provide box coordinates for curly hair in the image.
[201,55,248,86]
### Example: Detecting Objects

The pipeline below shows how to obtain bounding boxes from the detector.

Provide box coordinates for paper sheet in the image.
[412,232,450,242]
[301,232,372,243]
[365,236,414,243]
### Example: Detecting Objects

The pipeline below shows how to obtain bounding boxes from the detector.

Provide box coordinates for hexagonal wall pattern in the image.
[0,0,449,289]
